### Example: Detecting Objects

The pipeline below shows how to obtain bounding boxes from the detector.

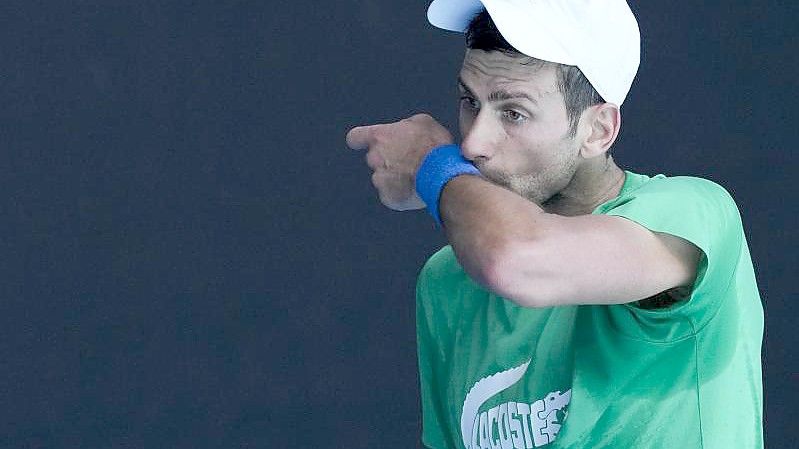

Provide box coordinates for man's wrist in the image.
[415,144,480,226]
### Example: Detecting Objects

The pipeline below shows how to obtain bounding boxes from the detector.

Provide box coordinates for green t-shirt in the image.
[416,171,764,449]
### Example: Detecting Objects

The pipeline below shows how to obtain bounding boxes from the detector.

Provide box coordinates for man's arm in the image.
[346,114,701,308]
[439,174,701,308]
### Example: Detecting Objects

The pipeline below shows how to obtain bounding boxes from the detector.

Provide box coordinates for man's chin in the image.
[473,166,503,186]
[479,172,509,191]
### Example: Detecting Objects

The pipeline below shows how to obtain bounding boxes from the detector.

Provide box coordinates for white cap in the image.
[427,0,640,106]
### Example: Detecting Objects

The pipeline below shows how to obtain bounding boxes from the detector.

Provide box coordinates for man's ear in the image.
[578,103,621,159]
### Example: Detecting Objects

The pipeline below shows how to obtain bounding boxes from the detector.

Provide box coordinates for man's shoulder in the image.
[417,245,489,298]
[629,172,733,199]
[606,171,739,215]
[419,245,458,281]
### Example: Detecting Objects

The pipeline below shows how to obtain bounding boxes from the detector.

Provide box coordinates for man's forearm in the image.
[438,174,551,302]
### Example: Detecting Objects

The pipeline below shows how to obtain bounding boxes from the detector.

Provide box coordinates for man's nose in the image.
[460,114,499,162]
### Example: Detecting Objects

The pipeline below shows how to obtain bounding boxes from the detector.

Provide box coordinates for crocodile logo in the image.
[461,360,571,449]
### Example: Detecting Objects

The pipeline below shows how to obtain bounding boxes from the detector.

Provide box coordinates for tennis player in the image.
[346,1,763,447]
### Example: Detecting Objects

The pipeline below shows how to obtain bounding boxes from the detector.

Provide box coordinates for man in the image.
[345,1,763,448]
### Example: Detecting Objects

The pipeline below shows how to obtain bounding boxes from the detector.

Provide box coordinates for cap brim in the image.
[428,0,576,66]
[427,0,485,32]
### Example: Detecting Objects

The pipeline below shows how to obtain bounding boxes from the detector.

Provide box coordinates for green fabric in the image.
[416,171,764,449]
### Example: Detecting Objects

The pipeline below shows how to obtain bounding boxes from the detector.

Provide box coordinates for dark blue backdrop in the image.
[1,0,795,447]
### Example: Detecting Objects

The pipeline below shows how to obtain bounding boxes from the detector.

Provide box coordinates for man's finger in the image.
[365,150,386,171]
[346,125,376,150]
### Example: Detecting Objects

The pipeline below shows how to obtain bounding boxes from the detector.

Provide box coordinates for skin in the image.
[456,49,625,215]
[346,49,701,308]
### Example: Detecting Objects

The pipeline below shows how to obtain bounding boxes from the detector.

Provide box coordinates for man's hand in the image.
[346,113,454,211]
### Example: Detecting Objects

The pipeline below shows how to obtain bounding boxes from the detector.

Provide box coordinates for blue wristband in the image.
[415,144,480,226]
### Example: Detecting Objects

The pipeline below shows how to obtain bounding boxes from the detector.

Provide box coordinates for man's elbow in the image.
[479,243,563,308]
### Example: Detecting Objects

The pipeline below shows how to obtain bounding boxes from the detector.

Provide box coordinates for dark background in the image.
[1,0,795,447]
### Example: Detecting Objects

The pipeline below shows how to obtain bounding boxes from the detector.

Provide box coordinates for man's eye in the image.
[503,110,526,122]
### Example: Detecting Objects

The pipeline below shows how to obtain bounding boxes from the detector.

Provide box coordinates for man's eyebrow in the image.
[457,78,475,96]
[458,77,539,105]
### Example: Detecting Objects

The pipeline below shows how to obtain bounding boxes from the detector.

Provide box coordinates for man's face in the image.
[457,49,582,205]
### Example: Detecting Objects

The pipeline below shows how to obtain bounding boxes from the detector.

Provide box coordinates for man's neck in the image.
[542,156,626,216]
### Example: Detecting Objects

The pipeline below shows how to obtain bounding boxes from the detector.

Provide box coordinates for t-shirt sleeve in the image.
[601,176,745,334]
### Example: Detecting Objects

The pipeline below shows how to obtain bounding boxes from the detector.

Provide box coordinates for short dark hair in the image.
[465,9,604,137]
